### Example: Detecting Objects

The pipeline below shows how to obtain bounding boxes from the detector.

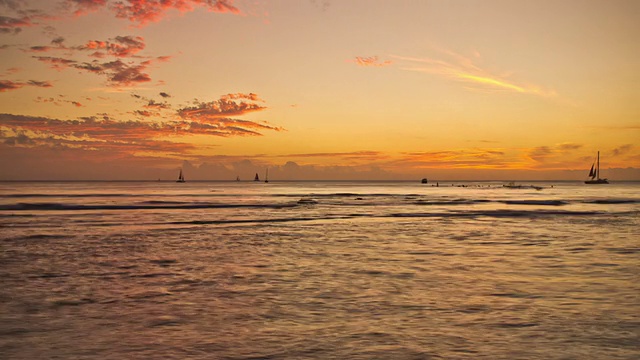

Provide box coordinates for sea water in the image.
[1,181,638,359]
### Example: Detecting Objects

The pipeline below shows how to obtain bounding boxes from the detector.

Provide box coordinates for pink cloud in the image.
[112,0,241,26]
[352,56,393,67]
[77,36,145,57]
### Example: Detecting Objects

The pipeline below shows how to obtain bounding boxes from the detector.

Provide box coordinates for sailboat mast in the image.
[596,151,600,179]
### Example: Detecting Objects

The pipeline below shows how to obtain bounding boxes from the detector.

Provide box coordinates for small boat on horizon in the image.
[254,173,260,181]
[176,169,185,183]
[585,151,608,184]
[264,168,269,183]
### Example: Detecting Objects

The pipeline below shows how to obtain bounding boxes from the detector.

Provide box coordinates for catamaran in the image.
[176,169,185,183]
[585,151,608,184]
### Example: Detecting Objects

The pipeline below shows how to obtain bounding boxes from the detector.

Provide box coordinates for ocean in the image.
[1,180,638,359]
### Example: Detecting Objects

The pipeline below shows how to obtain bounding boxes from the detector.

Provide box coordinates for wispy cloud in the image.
[391,50,556,97]
[0,79,52,92]
[351,56,392,67]
[526,142,583,162]
[612,144,634,156]
[396,148,514,169]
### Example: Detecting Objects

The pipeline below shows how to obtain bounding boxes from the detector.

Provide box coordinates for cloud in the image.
[0,15,31,34]
[27,80,53,87]
[72,59,152,86]
[111,0,241,26]
[527,143,584,162]
[0,79,53,91]
[76,35,145,57]
[159,91,170,98]
[177,94,270,120]
[0,79,23,91]
[1,92,283,157]
[392,49,556,98]
[612,144,633,156]
[352,56,392,67]
[0,1,22,11]
[396,148,514,169]
[63,0,108,16]
[31,36,168,87]
[33,56,77,70]
[34,96,86,107]
[557,142,583,151]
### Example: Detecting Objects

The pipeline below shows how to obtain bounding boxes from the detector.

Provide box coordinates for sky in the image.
[0,0,638,181]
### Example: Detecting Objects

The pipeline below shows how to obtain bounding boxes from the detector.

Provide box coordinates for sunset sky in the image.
[1,0,638,180]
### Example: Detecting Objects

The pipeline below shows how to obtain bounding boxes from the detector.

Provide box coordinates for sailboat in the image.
[176,169,186,183]
[254,173,260,181]
[264,168,269,183]
[585,151,608,184]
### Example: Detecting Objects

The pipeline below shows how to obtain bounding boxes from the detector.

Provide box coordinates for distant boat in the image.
[421,178,428,184]
[236,176,240,182]
[585,151,608,184]
[264,168,269,183]
[254,173,260,181]
[176,169,185,183]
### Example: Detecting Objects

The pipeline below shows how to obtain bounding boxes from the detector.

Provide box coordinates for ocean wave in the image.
[391,209,602,218]
[583,199,640,204]
[501,200,568,206]
[0,202,298,211]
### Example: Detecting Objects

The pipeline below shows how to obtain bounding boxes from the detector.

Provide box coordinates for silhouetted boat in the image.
[176,169,185,183]
[264,168,269,183]
[421,178,428,184]
[585,151,608,184]
[254,173,260,181]
[236,176,240,181]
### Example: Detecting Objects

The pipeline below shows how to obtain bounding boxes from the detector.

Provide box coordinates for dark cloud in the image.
[557,143,582,151]
[0,1,22,11]
[612,144,633,156]
[63,0,108,16]
[527,146,553,162]
[68,59,151,86]
[159,92,171,98]
[0,79,23,91]
[0,15,31,34]
[33,56,77,70]
[0,79,53,91]
[27,80,53,87]
[51,36,65,45]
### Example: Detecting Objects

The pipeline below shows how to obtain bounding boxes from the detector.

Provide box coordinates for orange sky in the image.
[1,0,639,180]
